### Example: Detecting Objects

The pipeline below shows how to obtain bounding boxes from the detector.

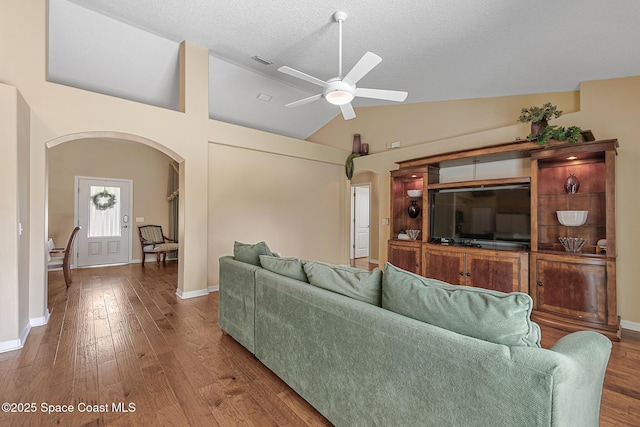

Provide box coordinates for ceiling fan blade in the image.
[340,103,356,120]
[278,66,329,88]
[284,94,323,108]
[343,52,382,85]
[356,88,408,102]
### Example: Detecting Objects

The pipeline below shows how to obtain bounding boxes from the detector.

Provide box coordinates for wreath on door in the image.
[92,190,117,210]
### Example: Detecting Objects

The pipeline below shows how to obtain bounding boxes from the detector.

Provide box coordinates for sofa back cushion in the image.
[233,241,275,266]
[259,255,308,282]
[382,263,541,347]
[303,261,382,306]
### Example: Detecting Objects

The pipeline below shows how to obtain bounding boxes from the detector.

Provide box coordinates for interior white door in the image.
[354,186,370,259]
[76,177,131,267]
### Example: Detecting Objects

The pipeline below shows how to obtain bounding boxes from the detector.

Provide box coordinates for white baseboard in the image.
[0,338,22,353]
[369,258,380,265]
[0,320,32,354]
[30,309,51,327]
[131,257,178,264]
[19,321,31,346]
[208,285,219,292]
[621,319,640,332]
[175,287,210,299]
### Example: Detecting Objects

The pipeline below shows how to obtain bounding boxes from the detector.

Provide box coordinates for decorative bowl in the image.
[556,210,588,226]
[406,229,420,240]
[407,190,423,198]
[559,237,586,253]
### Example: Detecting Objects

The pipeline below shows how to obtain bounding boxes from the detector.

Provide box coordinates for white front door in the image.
[76,177,132,267]
[353,185,370,259]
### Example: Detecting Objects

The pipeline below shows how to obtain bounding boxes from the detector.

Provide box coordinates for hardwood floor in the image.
[350,257,379,271]
[0,263,638,426]
[0,263,330,426]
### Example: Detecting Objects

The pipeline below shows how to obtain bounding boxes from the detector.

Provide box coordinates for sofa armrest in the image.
[548,331,612,426]
[218,256,261,354]
[549,331,612,377]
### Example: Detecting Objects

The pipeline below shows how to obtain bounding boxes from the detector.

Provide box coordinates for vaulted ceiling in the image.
[48,0,640,140]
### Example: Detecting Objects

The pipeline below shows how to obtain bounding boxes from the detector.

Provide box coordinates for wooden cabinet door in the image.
[533,254,607,324]
[388,242,422,274]
[423,247,465,285]
[467,253,525,293]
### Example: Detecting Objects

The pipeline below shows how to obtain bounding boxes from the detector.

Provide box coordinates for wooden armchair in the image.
[48,226,81,287]
[138,225,178,266]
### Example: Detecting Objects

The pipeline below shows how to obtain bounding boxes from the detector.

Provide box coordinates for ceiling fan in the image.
[278,11,408,120]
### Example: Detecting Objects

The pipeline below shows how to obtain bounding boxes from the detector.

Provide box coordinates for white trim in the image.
[19,321,31,345]
[76,262,129,270]
[369,258,380,265]
[0,339,23,353]
[208,285,219,292]
[1,319,35,353]
[30,309,51,327]
[175,287,209,299]
[621,319,640,332]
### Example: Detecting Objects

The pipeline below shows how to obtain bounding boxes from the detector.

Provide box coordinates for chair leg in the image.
[63,265,71,288]
[156,253,161,265]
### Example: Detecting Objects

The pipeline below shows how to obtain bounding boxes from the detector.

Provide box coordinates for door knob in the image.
[122,225,129,229]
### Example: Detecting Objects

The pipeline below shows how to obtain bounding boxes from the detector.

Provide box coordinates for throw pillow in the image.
[233,241,274,266]
[259,255,308,282]
[382,263,541,347]
[303,261,382,306]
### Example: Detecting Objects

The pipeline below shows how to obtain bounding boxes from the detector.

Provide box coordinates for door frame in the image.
[74,175,134,268]
[350,183,371,260]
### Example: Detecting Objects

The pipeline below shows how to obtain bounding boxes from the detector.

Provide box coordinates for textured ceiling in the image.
[54,0,640,139]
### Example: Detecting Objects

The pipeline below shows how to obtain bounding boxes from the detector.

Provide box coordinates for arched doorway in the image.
[45,131,185,304]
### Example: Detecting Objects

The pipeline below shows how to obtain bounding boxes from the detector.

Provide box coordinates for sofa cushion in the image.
[259,255,308,282]
[233,241,274,266]
[382,263,541,347]
[303,261,382,306]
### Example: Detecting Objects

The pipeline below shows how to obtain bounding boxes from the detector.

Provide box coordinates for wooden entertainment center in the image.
[388,137,621,340]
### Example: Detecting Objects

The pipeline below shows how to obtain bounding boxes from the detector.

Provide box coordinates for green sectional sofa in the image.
[218,253,611,427]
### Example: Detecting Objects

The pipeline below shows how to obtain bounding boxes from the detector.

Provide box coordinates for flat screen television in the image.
[430,184,531,250]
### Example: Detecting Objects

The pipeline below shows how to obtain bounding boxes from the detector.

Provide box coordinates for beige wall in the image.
[208,143,347,284]
[308,92,580,152]
[0,85,30,345]
[48,138,175,261]
[575,76,640,327]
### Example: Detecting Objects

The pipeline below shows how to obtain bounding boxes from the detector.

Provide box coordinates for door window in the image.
[88,186,121,238]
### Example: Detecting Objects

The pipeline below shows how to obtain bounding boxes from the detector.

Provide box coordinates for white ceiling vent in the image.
[256,93,272,102]
[251,55,273,66]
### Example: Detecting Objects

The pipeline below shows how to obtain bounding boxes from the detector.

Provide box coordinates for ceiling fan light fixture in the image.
[324,79,355,105]
[325,90,354,105]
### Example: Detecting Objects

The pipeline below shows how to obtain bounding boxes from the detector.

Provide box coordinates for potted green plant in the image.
[532,125,583,145]
[518,102,562,138]
[517,102,583,146]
